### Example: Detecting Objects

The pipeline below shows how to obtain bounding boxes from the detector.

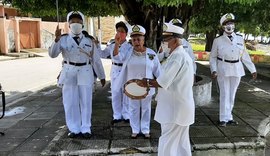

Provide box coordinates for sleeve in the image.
[48,41,62,58]
[186,41,197,74]
[209,38,218,73]
[241,49,256,73]
[92,43,106,80]
[97,44,112,59]
[153,53,161,78]
[157,59,183,90]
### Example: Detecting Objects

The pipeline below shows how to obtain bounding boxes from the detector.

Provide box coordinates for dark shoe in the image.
[68,132,77,138]
[143,133,151,139]
[82,132,92,139]
[131,133,138,139]
[219,121,227,127]
[227,120,238,126]
[111,119,122,124]
[123,119,130,123]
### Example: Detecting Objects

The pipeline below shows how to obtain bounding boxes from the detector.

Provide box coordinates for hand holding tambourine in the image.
[124,79,150,100]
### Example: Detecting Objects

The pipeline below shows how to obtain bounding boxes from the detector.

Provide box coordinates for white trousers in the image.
[129,95,152,134]
[111,79,129,120]
[217,76,241,122]
[62,84,92,133]
[158,124,191,156]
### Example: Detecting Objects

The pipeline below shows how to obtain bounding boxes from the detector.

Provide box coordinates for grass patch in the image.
[248,50,266,55]
[191,43,205,51]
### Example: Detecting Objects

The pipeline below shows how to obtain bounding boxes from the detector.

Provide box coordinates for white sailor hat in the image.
[169,18,183,27]
[67,11,84,23]
[129,25,146,36]
[220,13,235,25]
[162,22,184,38]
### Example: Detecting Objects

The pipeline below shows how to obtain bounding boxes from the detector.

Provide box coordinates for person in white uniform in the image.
[158,18,197,75]
[210,13,257,127]
[98,22,132,124]
[113,25,161,139]
[49,11,106,138]
[139,22,195,156]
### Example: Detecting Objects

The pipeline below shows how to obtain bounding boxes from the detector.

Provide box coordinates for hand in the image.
[114,33,121,45]
[137,78,148,87]
[55,25,62,42]
[211,71,217,79]
[252,72,257,80]
[100,79,106,87]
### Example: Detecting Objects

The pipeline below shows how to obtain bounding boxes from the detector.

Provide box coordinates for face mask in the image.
[161,42,171,57]
[224,24,235,33]
[70,23,83,35]
[118,32,127,41]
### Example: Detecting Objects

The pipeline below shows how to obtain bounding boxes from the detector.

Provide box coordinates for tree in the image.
[3,0,260,49]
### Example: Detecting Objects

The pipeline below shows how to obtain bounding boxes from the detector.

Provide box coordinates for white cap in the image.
[220,13,235,25]
[169,18,182,26]
[67,11,84,23]
[129,25,146,36]
[162,22,184,37]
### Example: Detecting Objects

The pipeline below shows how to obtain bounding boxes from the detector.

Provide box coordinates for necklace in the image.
[133,49,146,56]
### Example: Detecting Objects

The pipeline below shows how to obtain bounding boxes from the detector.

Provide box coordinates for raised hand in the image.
[54,25,62,42]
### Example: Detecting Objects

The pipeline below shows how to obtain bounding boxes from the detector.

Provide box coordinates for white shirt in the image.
[210,32,256,77]
[154,46,195,126]
[158,38,197,74]
[98,41,132,80]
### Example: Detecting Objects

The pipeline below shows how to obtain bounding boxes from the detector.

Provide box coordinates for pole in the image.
[56,0,59,26]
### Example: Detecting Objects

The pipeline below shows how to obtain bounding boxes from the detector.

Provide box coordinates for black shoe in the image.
[111,119,121,124]
[123,119,130,123]
[219,121,227,127]
[143,133,151,139]
[68,132,77,138]
[82,132,92,139]
[227,120,238,126]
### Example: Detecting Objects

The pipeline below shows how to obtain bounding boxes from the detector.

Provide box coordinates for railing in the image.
[0,83,6,136]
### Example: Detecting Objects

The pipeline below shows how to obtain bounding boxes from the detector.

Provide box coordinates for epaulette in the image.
[82,31,95,40]
[236,34,243,37]
[215,35,222,38]
[61,33,68,36]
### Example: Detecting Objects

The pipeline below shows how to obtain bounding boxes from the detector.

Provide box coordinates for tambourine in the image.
[124,79,150,100]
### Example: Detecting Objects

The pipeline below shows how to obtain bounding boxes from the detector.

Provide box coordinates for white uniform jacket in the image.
[155,46,195,126]
[158,38,197,74]
[98,41,132,89]
[210,32,256,77]
[113,47,161,96]
[49,33,105,86]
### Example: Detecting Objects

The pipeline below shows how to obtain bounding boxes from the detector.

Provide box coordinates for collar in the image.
[70,33,83,39]
[223,32,236,38]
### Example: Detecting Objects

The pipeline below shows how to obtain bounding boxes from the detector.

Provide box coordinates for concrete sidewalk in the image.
[0,63,269,156]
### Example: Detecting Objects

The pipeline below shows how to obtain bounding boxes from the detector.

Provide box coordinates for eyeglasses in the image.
[132,38,143,42]
[162,37,174,42]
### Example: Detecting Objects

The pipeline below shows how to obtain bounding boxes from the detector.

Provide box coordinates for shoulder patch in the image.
[215,35,222,39]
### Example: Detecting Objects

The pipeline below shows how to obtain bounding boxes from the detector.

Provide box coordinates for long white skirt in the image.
[158,123,191,156]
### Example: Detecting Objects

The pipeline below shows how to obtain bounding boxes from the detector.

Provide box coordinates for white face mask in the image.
[161,42,171,57]
[224,24,235,33]
[70,23,83,35]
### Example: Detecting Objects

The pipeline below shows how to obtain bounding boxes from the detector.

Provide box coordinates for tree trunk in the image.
[205,30,217,52]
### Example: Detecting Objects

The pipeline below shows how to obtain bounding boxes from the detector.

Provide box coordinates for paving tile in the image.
[190,126,224,138]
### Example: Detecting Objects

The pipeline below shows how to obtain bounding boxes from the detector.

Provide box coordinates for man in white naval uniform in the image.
[49,11,106,138]
[98,21,132,124]
[141,23,194,156]
[158,18,197,75]
[210,13,257,127]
